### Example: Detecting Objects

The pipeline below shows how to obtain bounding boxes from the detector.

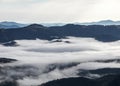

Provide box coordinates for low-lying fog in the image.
[0,37,120,86]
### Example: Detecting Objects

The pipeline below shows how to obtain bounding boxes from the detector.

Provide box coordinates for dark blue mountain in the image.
[0,24,120,43]
[41,74,120,86]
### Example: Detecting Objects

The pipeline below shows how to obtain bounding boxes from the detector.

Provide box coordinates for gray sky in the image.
[0,0,120,23]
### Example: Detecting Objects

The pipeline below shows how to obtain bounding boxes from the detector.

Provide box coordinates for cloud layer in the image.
[0,37,120,86]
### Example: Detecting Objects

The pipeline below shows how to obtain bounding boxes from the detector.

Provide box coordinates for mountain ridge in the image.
[41,74,120,86]
[0,21,28,29]
[0,24,120,43]
[1,20,120,29]
[79,20,120,25]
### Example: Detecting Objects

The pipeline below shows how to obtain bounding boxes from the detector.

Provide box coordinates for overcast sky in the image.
[0,0,120,23]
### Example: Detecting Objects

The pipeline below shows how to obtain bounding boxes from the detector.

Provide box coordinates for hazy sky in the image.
[0,0,120,23]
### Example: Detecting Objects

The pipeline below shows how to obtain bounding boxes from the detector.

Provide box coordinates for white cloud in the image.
[0,37,120,85]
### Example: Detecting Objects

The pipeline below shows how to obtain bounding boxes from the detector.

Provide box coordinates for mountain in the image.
[1,20,120,29]
[25,24,45,29]
[41,74,120,86]
[0,58,17,63]
[0,21,28,29]
[40,20,120,26]
[0,24,120,43]
[79,20,120,25]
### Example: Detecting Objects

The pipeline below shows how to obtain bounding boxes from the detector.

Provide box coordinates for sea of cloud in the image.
[0,37,120,86]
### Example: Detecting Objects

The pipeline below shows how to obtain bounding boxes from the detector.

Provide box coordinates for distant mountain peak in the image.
[79,20,120,25]
[99,20,114,23]
[25,24,45,29]
[0,21,28,29]
[0,21,22,25]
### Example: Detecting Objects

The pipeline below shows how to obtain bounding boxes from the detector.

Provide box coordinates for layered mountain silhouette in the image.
[79,20,120,25]
[1,20,120,29]
[1,23,120,86]
[0,24,120,43]
[0,21,28,29]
